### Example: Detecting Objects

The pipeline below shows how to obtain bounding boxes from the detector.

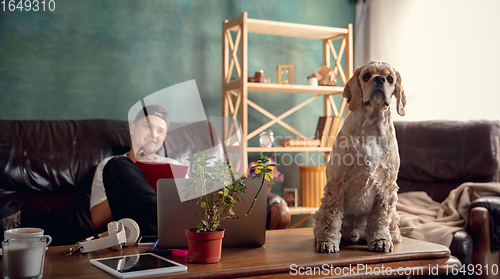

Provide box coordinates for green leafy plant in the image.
[185,150,276,233]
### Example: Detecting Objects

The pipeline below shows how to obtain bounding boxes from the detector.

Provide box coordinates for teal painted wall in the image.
[0,0,354,120]
[0,0,355,200]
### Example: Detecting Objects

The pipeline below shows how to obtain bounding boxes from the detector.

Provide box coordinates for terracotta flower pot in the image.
[185,228,225,264]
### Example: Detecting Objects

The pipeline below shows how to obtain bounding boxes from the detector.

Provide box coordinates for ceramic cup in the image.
[4,228,52,247]
[308,77,318,86]
[2,237,49,279]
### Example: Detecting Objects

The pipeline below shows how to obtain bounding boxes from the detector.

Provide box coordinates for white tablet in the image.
[90,253,187,278]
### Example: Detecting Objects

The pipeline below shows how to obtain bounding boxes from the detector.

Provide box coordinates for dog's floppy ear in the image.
[342,67,362,112]
[393,70,407,116]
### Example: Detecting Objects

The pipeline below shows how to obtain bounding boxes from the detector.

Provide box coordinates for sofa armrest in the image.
[469,199,500,279]
[471,196,500,252]
[267,193,290,230]
[470,207,492,278]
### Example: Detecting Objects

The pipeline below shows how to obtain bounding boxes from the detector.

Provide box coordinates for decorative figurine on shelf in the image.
[277,65,293,84]
[308,65,339,86]
[248,70,271,83]
[259,130,274,148]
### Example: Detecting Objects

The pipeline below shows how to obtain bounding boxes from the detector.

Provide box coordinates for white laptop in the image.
[157,178,267,248]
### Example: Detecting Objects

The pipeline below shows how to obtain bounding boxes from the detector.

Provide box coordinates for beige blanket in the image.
[397,182,500,247]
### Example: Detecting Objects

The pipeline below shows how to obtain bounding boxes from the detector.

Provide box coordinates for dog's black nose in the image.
[374,76,386,85]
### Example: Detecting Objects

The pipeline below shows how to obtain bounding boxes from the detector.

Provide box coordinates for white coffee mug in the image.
[4,228,52,247]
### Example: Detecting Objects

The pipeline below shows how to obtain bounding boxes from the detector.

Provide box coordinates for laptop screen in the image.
[156,178,267,248]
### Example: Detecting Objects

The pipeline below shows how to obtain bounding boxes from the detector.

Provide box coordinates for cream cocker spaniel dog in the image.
[313,61,406,253]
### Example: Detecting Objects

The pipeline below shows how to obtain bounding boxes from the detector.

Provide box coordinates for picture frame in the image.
[277,65,293,84]
[283,188,298,207]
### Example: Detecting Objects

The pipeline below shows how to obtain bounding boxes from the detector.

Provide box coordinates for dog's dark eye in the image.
[363,73,371,82]
[387,76,394,84]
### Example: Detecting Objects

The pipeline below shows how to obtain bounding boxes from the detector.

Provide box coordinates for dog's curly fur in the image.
[313,61,407,253]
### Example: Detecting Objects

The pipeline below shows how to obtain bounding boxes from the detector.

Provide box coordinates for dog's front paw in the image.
[316,241,340,253]
[369,239,393,252]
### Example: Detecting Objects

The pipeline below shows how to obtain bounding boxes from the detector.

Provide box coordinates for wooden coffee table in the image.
[1,228,459,278]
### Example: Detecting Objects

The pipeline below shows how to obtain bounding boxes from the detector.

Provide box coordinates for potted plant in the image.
[184,150,275,263]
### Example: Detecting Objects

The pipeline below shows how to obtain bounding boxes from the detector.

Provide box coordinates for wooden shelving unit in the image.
[222,12,353,160]
[222,10,353,178]
[222,12,353,220]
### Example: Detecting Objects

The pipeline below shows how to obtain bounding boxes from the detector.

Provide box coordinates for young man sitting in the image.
[90,105,181,235]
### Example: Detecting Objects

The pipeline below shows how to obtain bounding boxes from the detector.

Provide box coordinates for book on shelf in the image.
[314,116,346,148]
[314,116,328,140]
[326,117,340,147]
[326,116,345,147]
[315,116,333,147]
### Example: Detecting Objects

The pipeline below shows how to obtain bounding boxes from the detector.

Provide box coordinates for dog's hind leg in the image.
[312,189,344,253]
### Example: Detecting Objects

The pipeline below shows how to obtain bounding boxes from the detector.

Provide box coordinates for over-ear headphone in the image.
[79,218,140,253]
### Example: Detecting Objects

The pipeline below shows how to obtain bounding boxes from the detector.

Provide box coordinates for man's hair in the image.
[134,105,170,127]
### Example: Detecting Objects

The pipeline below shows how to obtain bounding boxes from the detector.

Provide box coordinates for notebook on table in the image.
[157,178,267,248]
[136,162,189,192]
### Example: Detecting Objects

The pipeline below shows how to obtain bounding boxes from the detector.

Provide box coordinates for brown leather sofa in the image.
[0,119,289,246]
[394,120,500,277]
